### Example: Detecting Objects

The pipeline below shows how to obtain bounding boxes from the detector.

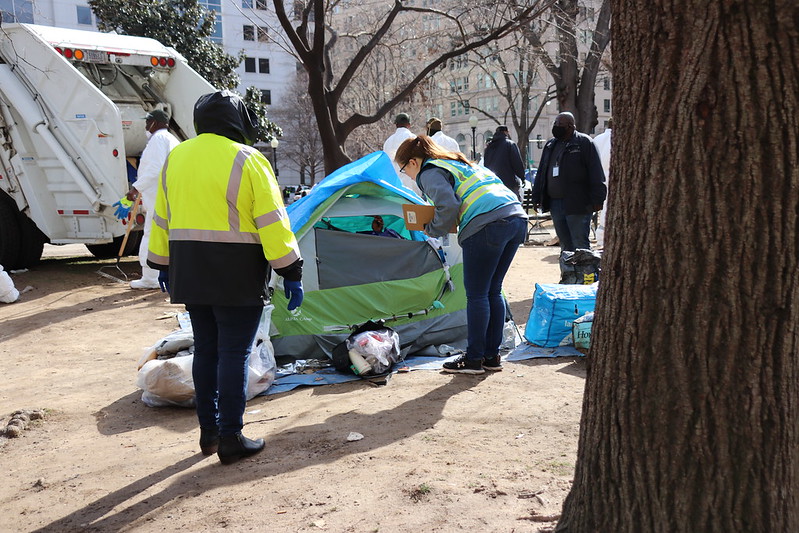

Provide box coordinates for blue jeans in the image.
[461,216,527,361]
[549,198,592,251]
[186,304,263,437]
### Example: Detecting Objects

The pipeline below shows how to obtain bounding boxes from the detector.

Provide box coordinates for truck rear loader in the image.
[0,23,215,269]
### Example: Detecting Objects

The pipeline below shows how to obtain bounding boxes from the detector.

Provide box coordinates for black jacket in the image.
[532,131,606,215]
[483,132,526,197]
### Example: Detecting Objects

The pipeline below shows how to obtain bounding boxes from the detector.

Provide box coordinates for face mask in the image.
[145,130,153,140]
[552,125,568,139]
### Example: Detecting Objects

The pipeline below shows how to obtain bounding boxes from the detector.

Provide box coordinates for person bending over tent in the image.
[394,136,527,374]
[148,90,304,465]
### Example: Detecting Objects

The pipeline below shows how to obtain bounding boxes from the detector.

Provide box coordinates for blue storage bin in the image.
[524,283,598,347]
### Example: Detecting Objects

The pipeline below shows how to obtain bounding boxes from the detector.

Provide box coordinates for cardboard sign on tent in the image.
[270,151,468,360]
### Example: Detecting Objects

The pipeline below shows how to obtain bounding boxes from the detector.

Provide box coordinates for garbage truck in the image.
[0,23,216,269]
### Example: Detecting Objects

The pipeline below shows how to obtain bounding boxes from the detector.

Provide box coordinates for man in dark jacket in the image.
[483,125,526,200]
[532,112,606,251]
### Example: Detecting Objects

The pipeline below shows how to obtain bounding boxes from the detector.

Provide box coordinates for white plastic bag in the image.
[246,304,276,399]
[137,329,195,370]
[137,355,195,407]
[0,264,19,303]
[136,305,277,407]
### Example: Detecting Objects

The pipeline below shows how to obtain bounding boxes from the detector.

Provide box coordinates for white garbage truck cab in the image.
[0,23,216,268]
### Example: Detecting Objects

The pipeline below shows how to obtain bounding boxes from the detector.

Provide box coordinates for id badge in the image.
[553,166,559,177]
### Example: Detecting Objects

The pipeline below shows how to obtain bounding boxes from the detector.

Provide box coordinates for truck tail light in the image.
[73,49,85,61]
[63,48,73,59]
[167,58,175,67]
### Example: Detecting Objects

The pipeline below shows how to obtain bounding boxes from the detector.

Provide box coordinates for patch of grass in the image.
[545,461,574,476]
[407,482,433,502]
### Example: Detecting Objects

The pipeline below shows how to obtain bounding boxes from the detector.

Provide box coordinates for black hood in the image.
[490,131,508,143]
[193,90,259,145]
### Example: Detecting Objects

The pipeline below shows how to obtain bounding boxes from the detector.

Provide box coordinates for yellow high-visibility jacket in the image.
[147,133,301,306]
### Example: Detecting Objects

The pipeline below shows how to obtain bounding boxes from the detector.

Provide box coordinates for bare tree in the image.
[271,0,557,173]
[270,73,324,185]
[523,0,611,132]
[556,1,799,531]
[447,40,556,165]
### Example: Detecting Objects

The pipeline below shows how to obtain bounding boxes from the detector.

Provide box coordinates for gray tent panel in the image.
[315,229,442,289]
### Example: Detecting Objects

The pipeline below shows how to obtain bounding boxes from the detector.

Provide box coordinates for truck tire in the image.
[0,194,22,269]
[15,211,47,269]
[86,230,143,259]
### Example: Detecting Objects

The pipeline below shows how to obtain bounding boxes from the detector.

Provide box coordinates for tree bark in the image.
[557,1,799,531]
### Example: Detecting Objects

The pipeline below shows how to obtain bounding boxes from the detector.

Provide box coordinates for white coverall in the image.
[382,127,421,195]
[133,128,180,284]
[431,131,460,153]
[592,128,611,248]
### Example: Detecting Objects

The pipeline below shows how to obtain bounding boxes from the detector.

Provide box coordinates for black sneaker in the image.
[482,356,503,371]
[442,354,485,374]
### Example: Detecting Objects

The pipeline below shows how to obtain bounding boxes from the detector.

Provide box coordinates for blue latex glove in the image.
[112,197,133,220]
[284,280,303,310]
[158,269,169,294]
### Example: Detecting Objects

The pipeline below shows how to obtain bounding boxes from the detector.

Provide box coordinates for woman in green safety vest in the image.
[395,136,527,375]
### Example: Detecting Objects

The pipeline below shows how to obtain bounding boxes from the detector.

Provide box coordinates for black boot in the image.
[199,426,220,456]
[217,433,265,465]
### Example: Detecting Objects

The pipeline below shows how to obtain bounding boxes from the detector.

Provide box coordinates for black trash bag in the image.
[559,248,601,285]
[332,320,402,377]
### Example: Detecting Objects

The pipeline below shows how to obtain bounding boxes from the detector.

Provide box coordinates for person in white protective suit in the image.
[426,117,461,153]
[382,112,421,195]
[592,117,612,248]
[127,109,180,289]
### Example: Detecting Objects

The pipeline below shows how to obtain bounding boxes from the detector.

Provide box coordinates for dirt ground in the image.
[0,238,585,533]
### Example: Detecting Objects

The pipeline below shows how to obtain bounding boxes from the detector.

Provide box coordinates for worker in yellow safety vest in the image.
[147,90,303,465]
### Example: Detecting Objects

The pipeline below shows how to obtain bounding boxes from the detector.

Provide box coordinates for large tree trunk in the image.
[557,2,799,532]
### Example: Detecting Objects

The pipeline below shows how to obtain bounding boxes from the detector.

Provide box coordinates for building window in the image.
[243,0,253,7]
[257,26,269,42]
[244,0,267,8]
[244,57,256,73]
[210,18,223,43]
[603,78,611,91]
[1,0,33,23]
[76,5,92,25]
[198,1,223,42]
[450,102,456,117]
[604,99,611,113]
[261,90,271,105]
[243,25,255,41]
[258,58,270,74]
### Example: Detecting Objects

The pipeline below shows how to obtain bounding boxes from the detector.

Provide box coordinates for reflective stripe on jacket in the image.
[423,159,519,230]
[147,133,301,305]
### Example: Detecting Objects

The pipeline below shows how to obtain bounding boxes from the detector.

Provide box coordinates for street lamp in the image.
[270,138,279,177]
[468,115,478,160]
